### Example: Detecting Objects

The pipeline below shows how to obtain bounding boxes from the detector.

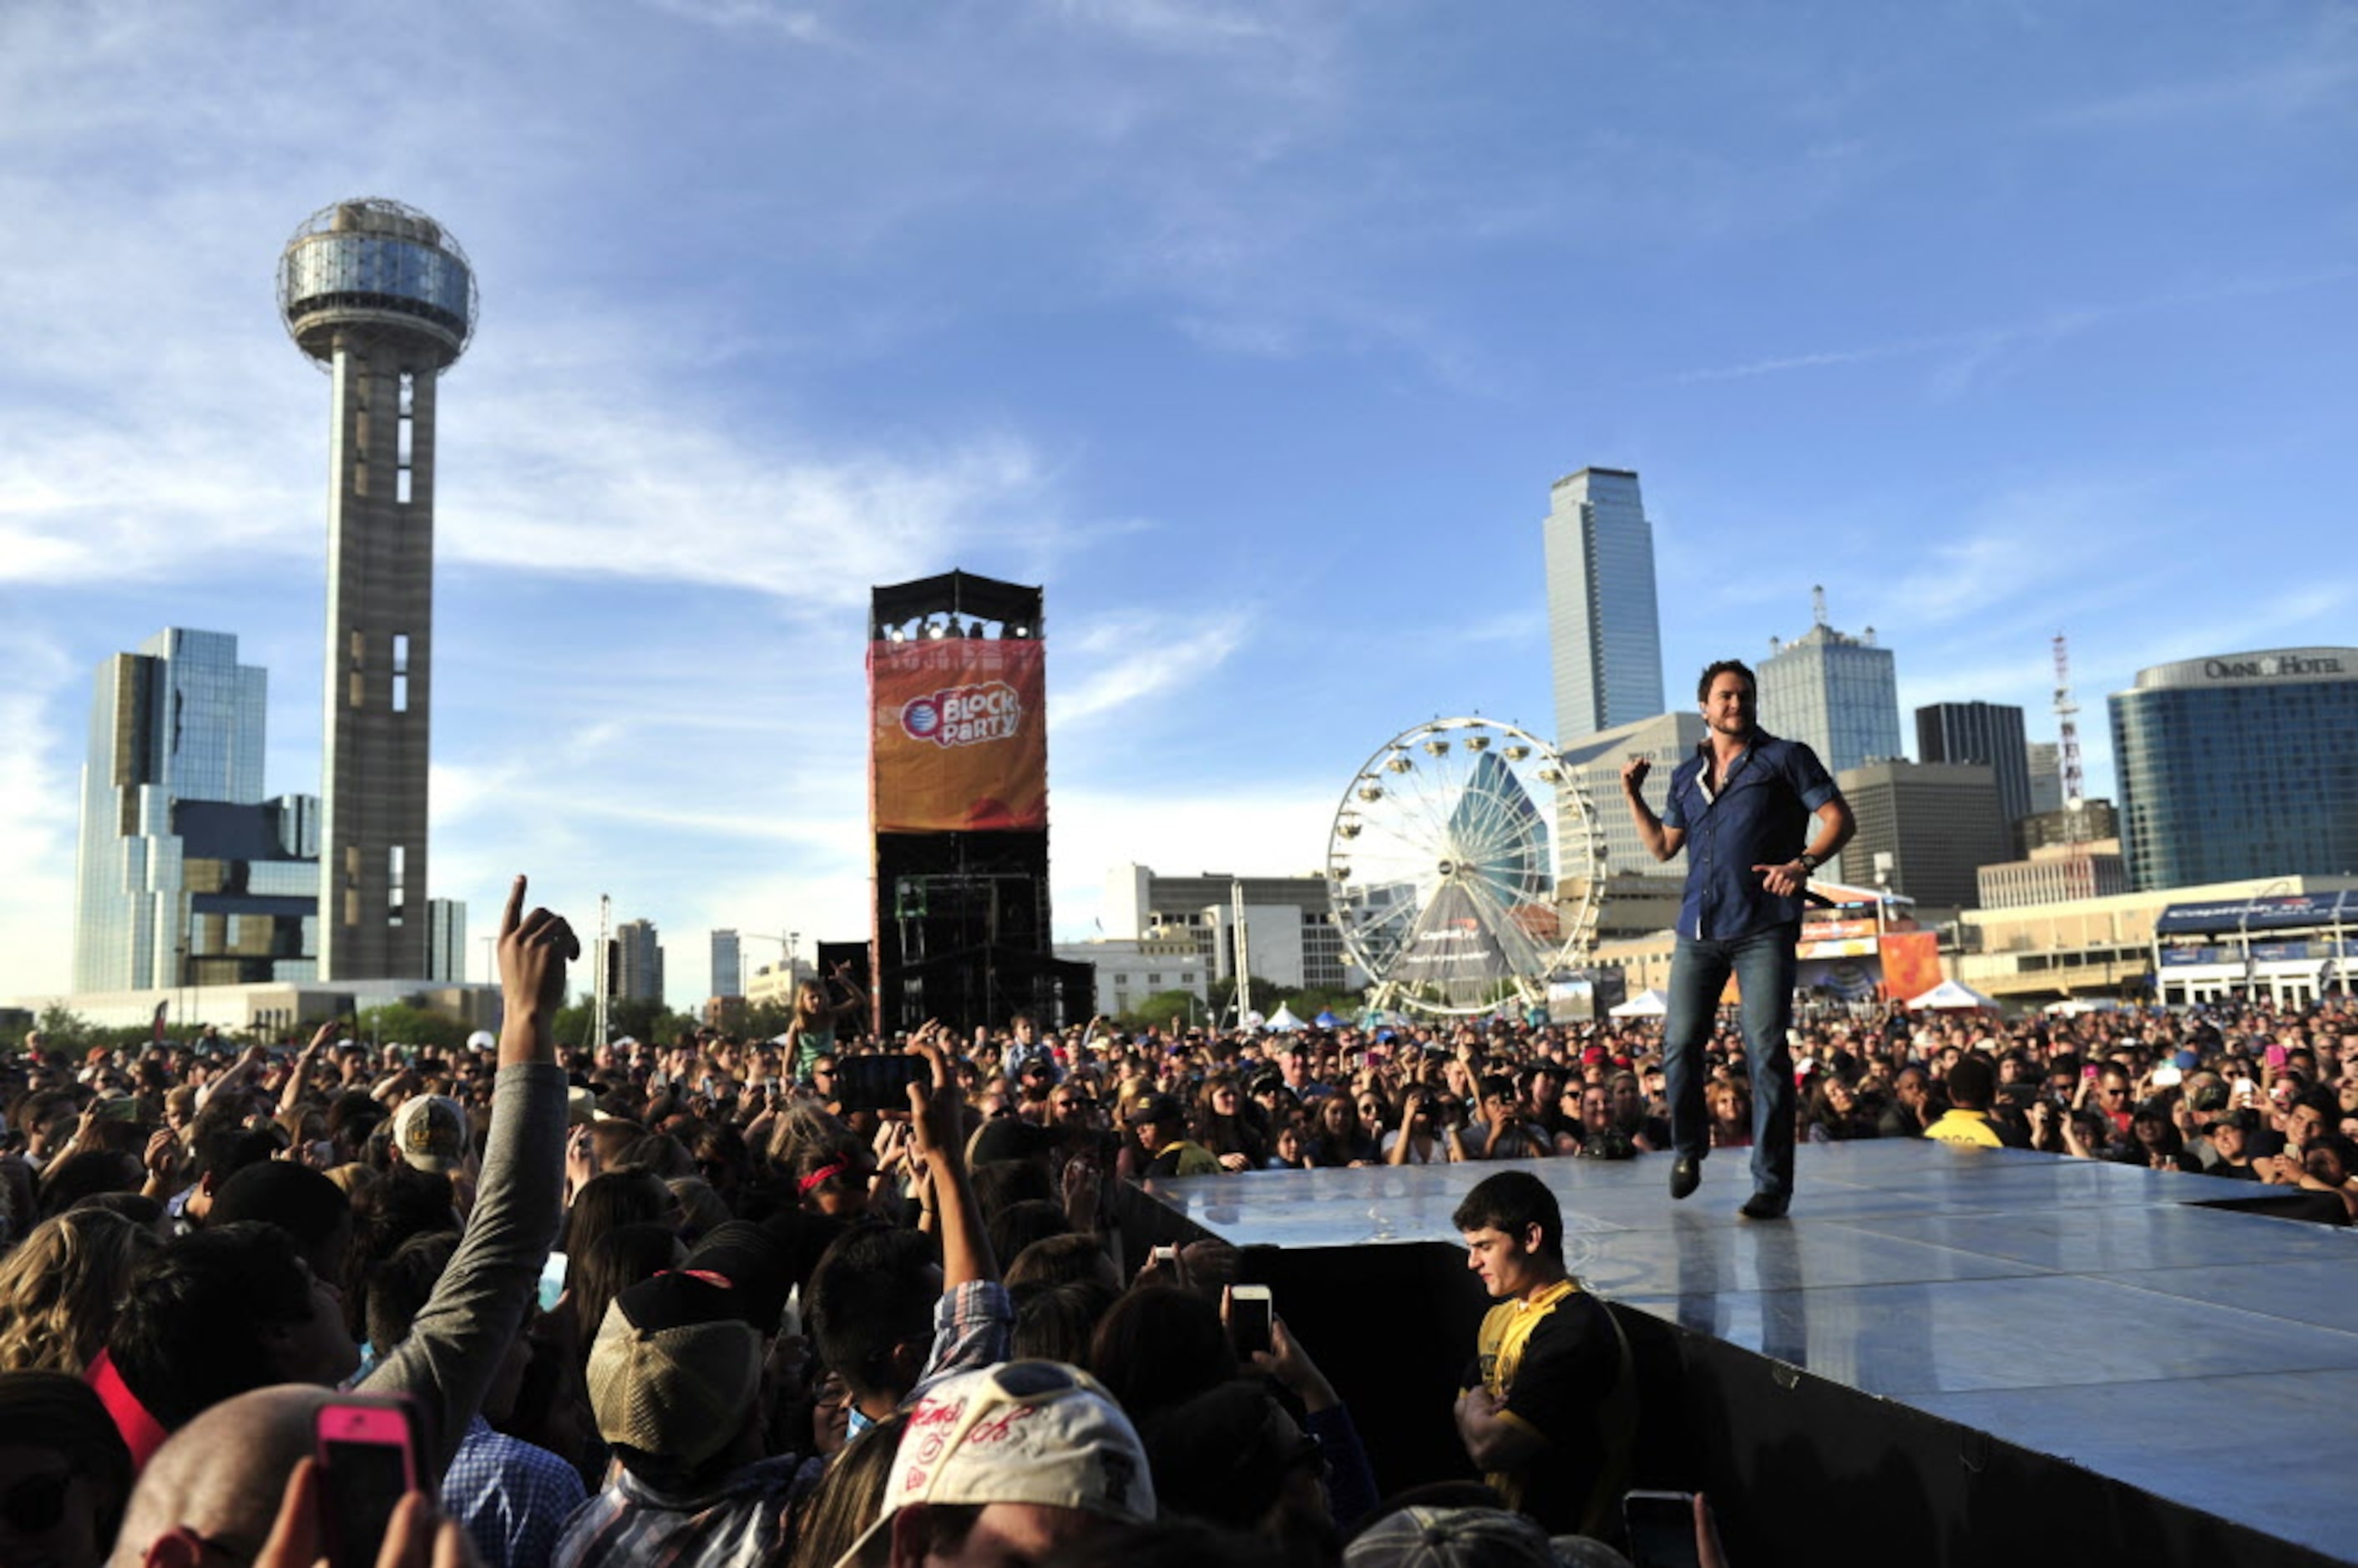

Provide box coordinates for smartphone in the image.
[1622,1490,1703,1568]
[98,1096,145,1122]
[1229,1284,1274,1358]
[315,1396,423,1568]
[837,1055,929,1114]
[538,1251,569,1315]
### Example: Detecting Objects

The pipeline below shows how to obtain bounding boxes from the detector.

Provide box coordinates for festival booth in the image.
[2150,888,2358,1008]
[1262,1004,1307,1032]
[1907,977,2001,1011]
[1610,987,1671,1018]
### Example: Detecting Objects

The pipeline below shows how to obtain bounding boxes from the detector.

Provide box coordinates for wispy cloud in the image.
[1055,609,1254,726]
[1669,267,2357,388]
[2045,51,2358,129]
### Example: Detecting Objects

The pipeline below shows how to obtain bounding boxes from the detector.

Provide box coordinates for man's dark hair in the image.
[108,1222,319,1429]
[38,1150,142,1219]
[365,1230,459,1353]
[1010,1276,1119,1366]
[807,1224,939,1403]
[1697,659,1757,702]
[1451,1170,1564,1262]
[1476,1075,1515,1105]
[359,1162,459,1262]
[192,1123,281,1188]
[1946,1052,1996,1113]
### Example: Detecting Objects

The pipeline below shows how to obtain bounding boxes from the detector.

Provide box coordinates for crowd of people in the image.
[2,877,2347,1568]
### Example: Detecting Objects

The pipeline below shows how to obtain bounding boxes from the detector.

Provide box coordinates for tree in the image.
[355,1003,476,1052]
[33,1004,96,1052]
[1207,974,1287,1024]
[551,992,700,1051]
[1117,989,1205,1031]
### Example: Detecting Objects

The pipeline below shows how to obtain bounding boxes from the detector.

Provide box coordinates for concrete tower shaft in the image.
[280,200,475,981]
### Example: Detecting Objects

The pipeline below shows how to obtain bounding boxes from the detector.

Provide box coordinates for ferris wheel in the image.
[1326,716,1607,1017]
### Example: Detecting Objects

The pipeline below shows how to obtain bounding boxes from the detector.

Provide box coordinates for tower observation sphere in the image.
[277,198,477,370]
[281,197,475,982]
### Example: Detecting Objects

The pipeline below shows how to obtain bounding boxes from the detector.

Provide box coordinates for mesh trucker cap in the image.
[389,1094,468,1174]
[835,1361,1155,1568]
[586,1270,763,1472]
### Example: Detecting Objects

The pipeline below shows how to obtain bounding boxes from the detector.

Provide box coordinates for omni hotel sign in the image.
[2201,652,2346,681]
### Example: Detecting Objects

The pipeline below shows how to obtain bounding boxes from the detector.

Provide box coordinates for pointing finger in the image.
[502,875,527,938]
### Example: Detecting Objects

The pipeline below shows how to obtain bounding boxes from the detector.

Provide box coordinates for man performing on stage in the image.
[1622,659,1854,1219]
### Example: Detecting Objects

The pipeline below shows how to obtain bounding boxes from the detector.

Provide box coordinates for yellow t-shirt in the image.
[1467,1277,1635,1534]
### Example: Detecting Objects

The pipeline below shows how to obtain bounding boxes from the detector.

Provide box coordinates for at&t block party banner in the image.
[868,637,1048,832]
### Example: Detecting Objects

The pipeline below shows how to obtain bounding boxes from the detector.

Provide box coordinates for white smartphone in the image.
[1228,1284,1273,1358]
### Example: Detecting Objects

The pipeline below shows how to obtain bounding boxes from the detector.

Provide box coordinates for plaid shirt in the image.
[552,1279,1012,1568]
[443,1416,587,1568]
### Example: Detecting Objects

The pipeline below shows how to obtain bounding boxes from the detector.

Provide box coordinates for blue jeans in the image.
[1662,921,1799,1196]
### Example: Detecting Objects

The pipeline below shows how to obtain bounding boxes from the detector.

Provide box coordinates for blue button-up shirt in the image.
[1660,728,1838,941]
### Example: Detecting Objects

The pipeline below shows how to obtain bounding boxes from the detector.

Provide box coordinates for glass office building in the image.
[74,630,320,992]
[1916,701,2033,828]
[2110,648,2358,892]
[1545,468,1664,742]
[1758,614,1902,778]
[711,929,743,998]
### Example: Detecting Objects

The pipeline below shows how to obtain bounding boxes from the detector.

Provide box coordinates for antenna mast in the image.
[2053,635,2090,896]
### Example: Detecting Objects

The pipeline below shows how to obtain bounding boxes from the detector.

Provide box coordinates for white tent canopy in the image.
[1610,988,1671,1018]
[1908,978,2000,1011]
[1263,1004,1307,1032]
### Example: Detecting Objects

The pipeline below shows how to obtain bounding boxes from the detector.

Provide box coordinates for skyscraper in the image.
[73,630,319,993]
[279,200,477,980]
[426,898,468,984]
[1836,759,2011,911]
[711,929,743,998]
[2110,648,2358,890]
[614,919,665,1004]
[1544,468,1664,742]
[1758,592,1901,777]
[2025,741,2064,815]
[1915,701,2033,827]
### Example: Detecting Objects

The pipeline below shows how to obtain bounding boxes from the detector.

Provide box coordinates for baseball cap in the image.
[835,1361,1153,1567]
[1128,1092,1184,1127]
[587,1270,765,1473]
[389,1094,468,1174]
[682,1222,794,1337]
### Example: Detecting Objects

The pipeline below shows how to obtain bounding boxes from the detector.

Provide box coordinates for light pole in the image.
[2239,879,2295,1002]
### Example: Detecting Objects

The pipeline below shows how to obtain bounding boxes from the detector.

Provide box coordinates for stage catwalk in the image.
[1138,1142,2358,1565]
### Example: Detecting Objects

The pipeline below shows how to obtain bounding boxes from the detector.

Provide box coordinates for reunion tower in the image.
[278,200,477,980]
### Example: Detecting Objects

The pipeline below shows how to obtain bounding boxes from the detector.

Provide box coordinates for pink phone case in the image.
[316,1399,418,1475]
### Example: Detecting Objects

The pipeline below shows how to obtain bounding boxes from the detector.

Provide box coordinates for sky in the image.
[3,0,2352,1009]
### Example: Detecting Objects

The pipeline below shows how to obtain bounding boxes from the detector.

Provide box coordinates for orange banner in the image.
[869,639,1047,832]
[1879,930,1942,1002]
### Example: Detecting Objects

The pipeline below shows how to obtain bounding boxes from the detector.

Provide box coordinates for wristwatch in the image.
[1798,852,1821,874]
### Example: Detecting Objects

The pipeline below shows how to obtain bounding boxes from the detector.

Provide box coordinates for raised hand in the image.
[498,875,578,1022]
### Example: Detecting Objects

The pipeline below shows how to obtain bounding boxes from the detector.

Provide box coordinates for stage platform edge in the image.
[1120,1141,2356,1567]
